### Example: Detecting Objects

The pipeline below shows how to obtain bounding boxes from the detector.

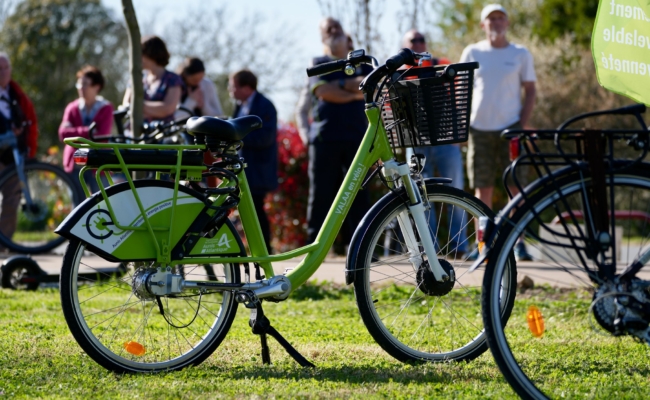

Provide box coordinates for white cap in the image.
[480,4,507,21]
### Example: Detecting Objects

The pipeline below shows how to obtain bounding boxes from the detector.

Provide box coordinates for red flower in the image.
[264,122,309,252]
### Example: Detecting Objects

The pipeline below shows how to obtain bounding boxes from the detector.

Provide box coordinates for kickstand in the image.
[248,298,315,368]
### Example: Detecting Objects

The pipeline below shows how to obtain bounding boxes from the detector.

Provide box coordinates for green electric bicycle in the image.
[56,48,516,373]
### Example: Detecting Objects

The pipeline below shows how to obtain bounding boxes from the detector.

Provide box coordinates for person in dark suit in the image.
[228,69,278,254]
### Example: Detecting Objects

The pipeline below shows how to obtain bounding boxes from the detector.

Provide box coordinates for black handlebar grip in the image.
[385,48,417,70]
[614,103,646,115]
[306,59,348,77]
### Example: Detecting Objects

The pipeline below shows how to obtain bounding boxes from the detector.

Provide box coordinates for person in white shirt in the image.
[459,4,536,261]
[175,57,223,119]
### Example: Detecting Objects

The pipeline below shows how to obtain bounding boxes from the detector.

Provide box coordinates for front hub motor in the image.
[417,259,455,296]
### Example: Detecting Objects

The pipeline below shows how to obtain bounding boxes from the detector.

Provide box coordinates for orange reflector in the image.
[527,305,545,337]
[123,341,146,356]
[477,216,488,261]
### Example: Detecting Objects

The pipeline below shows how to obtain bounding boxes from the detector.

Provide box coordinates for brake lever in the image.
[88,122,97,141]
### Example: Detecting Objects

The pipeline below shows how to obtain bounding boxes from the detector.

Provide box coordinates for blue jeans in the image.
[415,145,468,253]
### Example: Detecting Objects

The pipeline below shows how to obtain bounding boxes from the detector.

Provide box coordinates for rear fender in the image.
[55,180,244,262]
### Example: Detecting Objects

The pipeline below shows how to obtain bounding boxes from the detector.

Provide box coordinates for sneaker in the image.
[515,242,533,261]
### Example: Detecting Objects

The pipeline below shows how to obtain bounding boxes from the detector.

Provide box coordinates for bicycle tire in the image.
[0,161,83,254]
[482,164,650,399]
[351,182,516,362]
[60,238,241,373]
[0,256,41,290]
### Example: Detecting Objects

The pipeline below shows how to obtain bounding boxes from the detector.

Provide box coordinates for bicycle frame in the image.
[63,102,447,295]
[195,104,445,288]
[61,48,460,297]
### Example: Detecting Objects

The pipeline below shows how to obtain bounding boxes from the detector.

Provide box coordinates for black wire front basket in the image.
[381,61,479,148]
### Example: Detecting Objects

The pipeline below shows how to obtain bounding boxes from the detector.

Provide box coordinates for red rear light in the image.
[73,150,88,166]
[509,137,520,161]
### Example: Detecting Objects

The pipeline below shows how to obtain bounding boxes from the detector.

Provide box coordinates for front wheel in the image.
[351,182,516,362]
[482,166,650,398]
[0,161,82,254]
[59,239,240,373]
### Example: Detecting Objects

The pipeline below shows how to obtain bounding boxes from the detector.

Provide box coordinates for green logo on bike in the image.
[335,163,366,214]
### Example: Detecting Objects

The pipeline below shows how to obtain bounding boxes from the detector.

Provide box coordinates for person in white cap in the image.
[460,4,537,261]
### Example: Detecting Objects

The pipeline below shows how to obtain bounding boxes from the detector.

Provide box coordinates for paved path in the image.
[4,248,650,288]
[0,250,353,284]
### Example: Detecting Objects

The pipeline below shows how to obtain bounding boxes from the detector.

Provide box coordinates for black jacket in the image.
[234,91,278,194]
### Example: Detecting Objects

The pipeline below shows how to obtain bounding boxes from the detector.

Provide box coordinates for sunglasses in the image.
[410,37,425,44]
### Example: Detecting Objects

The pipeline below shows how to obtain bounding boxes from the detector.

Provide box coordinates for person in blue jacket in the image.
[229,69,278,254]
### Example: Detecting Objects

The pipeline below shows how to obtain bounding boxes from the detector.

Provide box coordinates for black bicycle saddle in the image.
[186,115,262,142]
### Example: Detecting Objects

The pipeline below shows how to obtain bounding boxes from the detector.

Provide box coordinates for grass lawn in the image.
[0,281,514,399]
[1,281,648,399]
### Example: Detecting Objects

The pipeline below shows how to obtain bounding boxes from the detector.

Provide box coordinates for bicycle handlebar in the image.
[612,103,646,115]
[109,105,195,144]
[385,48,418,70]
[306,48,418,79]
[306,59,348,77]
[502,103,648,139]
[88,122,97,141]
[305,48,423,103]
[557,103,647,131]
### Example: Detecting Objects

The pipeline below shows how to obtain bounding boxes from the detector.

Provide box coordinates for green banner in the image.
[592,0,650,104]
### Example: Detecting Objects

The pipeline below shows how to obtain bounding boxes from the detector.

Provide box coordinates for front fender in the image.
[346,177,471,285]
[346,186,402,285]
[346,178,453,285]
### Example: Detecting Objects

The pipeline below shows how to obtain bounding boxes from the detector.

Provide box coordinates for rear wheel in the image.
[59,239,240,373]
[0,161,82,254]
[352,183,516,362]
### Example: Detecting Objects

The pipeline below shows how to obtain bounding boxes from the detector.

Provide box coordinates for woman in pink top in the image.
[59,65,113,192]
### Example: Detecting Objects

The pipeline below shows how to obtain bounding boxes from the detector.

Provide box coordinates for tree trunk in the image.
[121,0,143,137]
[363,0,371,54]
